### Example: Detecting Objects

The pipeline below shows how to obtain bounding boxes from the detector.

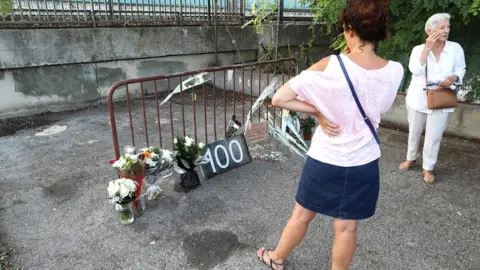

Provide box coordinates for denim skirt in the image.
[295,157,380,220]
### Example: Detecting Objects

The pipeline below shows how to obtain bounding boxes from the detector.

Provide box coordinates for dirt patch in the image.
[167,84,258,107]
[0,112,56,138]
[0,108,87,138]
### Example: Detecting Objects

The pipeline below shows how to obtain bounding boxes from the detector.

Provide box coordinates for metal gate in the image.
[107,58,297,158]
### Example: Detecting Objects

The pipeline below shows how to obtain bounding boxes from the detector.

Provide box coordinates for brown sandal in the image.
[424,170,436,184]
[399,160,416,171]
[257,247,284,269]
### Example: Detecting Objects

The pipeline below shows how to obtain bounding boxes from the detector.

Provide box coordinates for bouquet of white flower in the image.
[111,153,145,177]
[139,147,175,200]
[107,178,138,224]
[139,146,174,170]
[173,136,207,190]
[107,178,137,204]
[173,136,207,166]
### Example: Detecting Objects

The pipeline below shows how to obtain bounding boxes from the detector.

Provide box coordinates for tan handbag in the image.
[424,63,457,109]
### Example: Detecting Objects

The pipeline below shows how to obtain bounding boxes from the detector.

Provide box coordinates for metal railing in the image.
[0,0,315,28]
[106,58,297,159]
[0,0,245,27]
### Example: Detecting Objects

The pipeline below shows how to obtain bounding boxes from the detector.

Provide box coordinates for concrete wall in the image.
[0,52,257,118]
[0,24,330,119]
[382,94,480,140]
[0,27,258,69]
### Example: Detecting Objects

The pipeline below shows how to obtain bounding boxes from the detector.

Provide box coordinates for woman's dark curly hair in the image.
[340,0,390,44]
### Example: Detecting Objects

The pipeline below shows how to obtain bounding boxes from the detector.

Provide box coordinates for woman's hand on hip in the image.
[315,113,341,137]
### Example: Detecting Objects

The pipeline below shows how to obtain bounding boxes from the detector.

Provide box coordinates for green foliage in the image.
[247,0,277,34]
[300,116,316,134]
[117,154,144,176]
[173,136,206,164]
[302,0,480,99]
[0,0,12,14]
[297,0,347,64]
[472,0,480,15]
[300,0,345,34]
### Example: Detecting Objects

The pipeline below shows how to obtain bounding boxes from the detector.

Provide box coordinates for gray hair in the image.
[425,13,451,32]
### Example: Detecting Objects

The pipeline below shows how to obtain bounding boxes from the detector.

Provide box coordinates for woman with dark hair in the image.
[256,0,404,269]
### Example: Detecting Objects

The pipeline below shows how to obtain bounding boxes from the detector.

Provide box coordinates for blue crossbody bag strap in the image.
[336,54,381,145]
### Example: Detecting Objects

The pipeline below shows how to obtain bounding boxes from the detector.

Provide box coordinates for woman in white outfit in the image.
[399,13,466,183]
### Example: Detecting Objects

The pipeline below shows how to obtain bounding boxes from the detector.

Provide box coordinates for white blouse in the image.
[405,41,466,114]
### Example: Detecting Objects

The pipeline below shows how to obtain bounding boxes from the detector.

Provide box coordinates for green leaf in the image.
[300,0,480,98]
[0,0,12,14]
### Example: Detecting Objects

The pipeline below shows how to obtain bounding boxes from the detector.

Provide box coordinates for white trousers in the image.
[406,106,449,171]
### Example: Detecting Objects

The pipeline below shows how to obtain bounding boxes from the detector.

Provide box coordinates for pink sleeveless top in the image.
[289,54,404,167]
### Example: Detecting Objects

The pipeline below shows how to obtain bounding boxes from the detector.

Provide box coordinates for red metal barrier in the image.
[107,58,297,159]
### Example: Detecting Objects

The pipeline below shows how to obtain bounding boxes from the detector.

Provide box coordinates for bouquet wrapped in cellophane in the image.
[139,146,175,200]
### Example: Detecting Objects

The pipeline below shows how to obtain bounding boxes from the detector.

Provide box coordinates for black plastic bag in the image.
[176,157,200,190]
[180,170,200,189]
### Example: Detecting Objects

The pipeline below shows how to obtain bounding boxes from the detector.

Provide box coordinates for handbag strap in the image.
[336,54,381,145]
[425,61,428,89]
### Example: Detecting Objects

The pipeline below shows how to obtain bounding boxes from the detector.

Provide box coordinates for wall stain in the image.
[136,60,187,78]
[136,60,187,94]
[12,65,97,100]
[96,67,126,88]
